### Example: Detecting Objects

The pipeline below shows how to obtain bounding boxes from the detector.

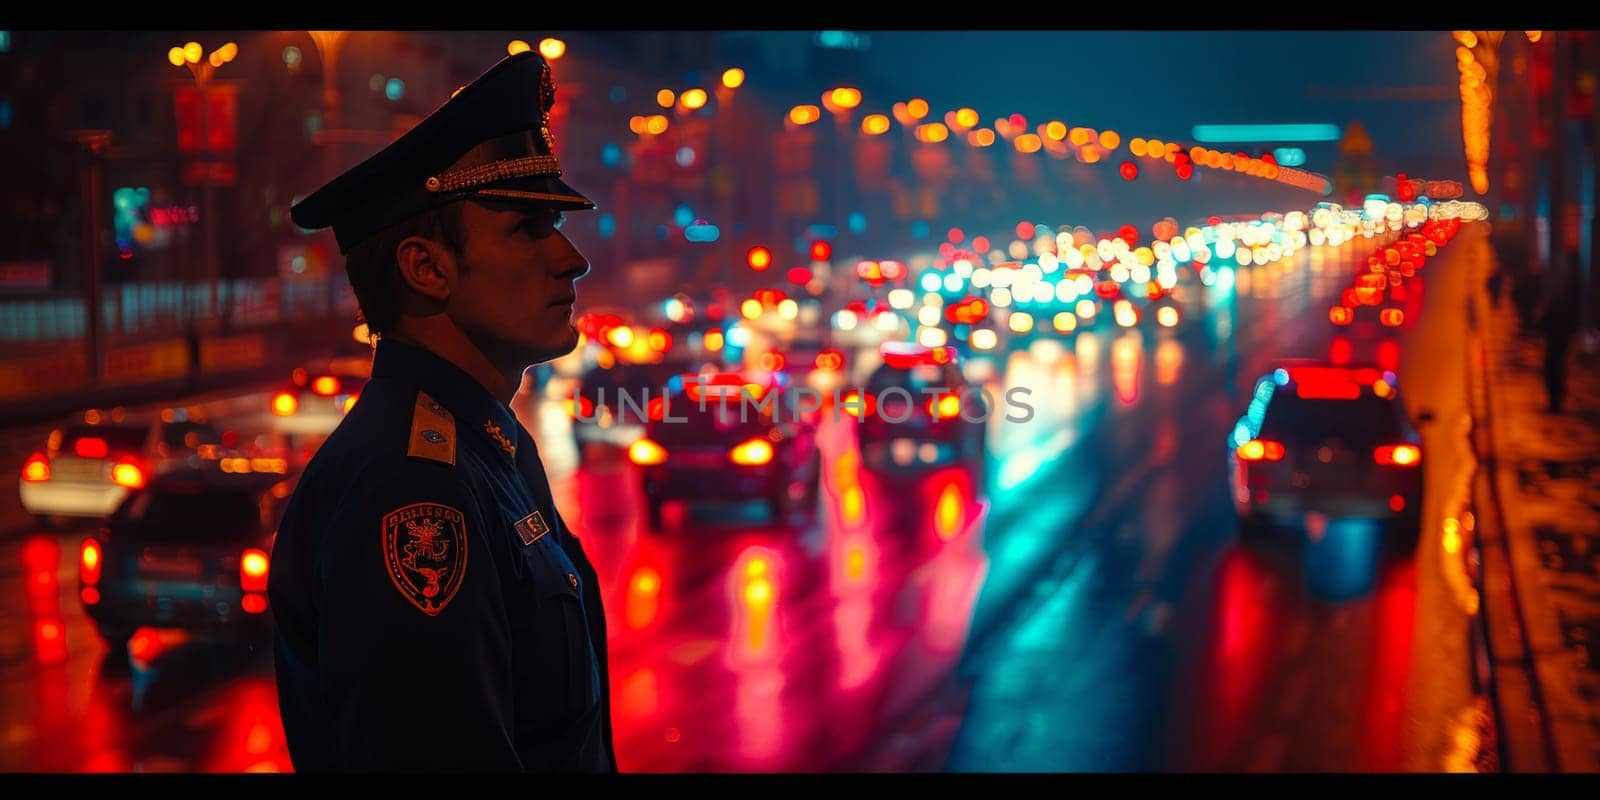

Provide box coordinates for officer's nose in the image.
[554,232,591,282]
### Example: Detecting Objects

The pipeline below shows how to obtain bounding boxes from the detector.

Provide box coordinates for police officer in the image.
[268,51,615,772]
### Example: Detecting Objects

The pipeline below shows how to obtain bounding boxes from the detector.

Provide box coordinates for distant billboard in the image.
[1192,124,1341,143]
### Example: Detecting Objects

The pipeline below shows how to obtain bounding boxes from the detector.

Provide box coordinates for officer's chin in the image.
[551,322,581,358]
[520,320,580,366]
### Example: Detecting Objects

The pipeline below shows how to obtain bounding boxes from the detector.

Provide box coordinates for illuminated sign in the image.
[1272,147,1306,166]
[1192,123,1341,143]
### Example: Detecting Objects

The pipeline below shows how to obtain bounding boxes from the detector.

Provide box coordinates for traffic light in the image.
[1396,172,1417,202]
[747,246,772,271]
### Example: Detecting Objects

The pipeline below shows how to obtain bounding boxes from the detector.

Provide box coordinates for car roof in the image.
[147,465,300,493]
[297,355,374,378]
[1258,361,1400,401]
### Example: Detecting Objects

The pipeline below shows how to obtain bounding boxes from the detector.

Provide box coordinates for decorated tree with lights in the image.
[1332,121,1376,205]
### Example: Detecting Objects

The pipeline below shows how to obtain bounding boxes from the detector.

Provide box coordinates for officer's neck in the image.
[386,321,518,404]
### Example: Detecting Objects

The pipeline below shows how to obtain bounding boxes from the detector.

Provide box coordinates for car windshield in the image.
[58,424,146,457]
[650,391,783,446]
[866,363,964,394]
[160,421,223,451]
[1259,393,1404,447]
[115,483,284,543]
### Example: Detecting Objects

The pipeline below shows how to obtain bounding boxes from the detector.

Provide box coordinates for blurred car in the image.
[628,371,820,530]
[269,355,373,436]
[787,345,851,395]
[832,301,906,349]
[20,410,224,523]
[1228,361,1422,541]
[569,358,703,450]
[1140,283,1184,332]
[854,342,987,471]
[78,464,295,662]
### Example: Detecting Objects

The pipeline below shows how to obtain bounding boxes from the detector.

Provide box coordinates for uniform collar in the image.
[372,338,522,460]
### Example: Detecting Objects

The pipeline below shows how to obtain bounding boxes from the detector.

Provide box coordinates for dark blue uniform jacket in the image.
[269,338,616,772]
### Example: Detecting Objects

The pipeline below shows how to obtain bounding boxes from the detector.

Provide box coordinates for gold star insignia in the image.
[483,420,516,457]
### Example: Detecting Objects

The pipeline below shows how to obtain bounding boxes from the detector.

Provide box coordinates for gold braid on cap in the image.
[425,154,563,194]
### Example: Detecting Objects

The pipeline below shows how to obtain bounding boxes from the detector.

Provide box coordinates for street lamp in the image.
[305,31,348,186]
[169,39,236,330]
[306,31,348,315]
[822,87,861,237]
[714,67,745,288]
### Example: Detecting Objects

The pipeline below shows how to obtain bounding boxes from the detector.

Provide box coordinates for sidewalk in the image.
[1475,252,1600,772]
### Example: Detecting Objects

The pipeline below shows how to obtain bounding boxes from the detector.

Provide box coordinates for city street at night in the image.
[1,29,1596,774]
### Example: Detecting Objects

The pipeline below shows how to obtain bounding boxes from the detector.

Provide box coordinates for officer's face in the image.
[449,200,591,368]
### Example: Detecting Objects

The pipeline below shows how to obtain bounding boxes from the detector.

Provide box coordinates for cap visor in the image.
[469,174,595,210]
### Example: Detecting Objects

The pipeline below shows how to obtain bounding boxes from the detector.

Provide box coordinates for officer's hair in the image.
[344,202,468,338]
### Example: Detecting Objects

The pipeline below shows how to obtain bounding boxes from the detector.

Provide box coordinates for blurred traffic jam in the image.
[6,174,1486,772]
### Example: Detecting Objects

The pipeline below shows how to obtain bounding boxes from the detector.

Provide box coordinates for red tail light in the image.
[842,391,877,419]
[629,439,668,466]
[272,391,299,416]
[1329,305,1353,326]
[815,350,845,371]
[648,397,666,422]
[1237,439,1285,462]
[1329,336,1353,365]
[758,351,786,372]
[80,539,102,586]
[240,548,270,592]
[1380,308,1404,327]
[1374,444,1421,466]
[22,452,50,482]
[567,394,595,419]
[880,343,956,369]
[1295,375,1362,399]
[111,457,145,489]
[74,437,109,459]
[312,376,340,396]
[729,438,774,466]
[34,619,67,665]
[927,394,962,420]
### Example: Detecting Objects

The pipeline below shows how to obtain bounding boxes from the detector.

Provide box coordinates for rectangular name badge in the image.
[514,509,551,546]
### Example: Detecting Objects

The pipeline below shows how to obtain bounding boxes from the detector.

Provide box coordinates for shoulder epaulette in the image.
[407,391,456,466]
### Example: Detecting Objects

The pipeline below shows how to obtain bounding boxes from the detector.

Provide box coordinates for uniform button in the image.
[567,573,579,590]
[429,402,443,413]
[421,429,446,444]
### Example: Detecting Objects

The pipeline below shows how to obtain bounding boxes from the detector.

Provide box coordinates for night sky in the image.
[864,30,1464,164]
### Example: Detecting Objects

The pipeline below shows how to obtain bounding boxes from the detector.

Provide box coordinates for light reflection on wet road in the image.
[0,229,1484,772]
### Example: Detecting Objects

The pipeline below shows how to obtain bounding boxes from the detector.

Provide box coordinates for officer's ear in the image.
[394,235,457,303]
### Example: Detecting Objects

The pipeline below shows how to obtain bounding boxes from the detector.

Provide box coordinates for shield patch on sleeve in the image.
[382,503,468,616]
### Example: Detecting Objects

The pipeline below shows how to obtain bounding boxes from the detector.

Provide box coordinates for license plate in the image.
[891,438,918,466]
[672,450,727,468]
[139,553,204,579]
[52,459,105,481]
